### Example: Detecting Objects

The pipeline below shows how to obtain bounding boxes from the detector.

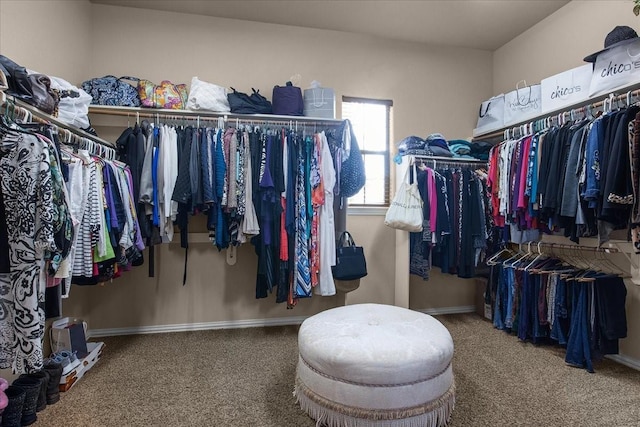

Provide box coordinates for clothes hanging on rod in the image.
[0,98,144,374]
[0,123,68,374]
[487,251,627,373]
[487,94,640,248]
[406,156,493,280]
[13,97,115,150]
[112,115,356,306]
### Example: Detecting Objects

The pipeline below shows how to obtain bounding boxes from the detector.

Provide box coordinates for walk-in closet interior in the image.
[2,0,640,425]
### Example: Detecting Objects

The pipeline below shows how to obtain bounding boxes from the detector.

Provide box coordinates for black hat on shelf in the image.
[584,25,639,63]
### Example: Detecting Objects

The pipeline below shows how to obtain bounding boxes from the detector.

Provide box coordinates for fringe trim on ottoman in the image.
[294,378,455,427]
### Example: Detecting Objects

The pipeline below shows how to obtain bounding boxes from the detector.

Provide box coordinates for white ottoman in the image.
[294,303,455,427]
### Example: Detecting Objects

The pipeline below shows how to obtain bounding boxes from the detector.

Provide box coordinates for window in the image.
[341,97,392,206]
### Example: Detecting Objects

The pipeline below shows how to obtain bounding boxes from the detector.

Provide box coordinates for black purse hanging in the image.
[332,231,368,281]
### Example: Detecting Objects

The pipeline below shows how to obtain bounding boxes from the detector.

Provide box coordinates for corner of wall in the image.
[0,0,93,85]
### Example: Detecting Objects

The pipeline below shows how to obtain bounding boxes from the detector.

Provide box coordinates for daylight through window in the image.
[341,97,392,206]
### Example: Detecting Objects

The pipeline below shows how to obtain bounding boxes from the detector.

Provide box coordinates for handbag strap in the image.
[515,80,532,106]
[338,231,356,248]
[400,160,414,185]
[479,101,491,118]
[311,89,325,108]
[119,76,140,82]
[410,160,418,185]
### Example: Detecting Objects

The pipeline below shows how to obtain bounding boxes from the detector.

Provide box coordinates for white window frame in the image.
[342,96,393,207]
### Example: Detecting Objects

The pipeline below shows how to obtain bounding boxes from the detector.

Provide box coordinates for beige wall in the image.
[65,240,345,331]
[493,0,637,94]
[344,216,397,306]
[0,0,92,85]
[493,0,640,363]
[410,272,476,311]
[87,4,492,142]
[80,4,490,329]
[0,1,494,330]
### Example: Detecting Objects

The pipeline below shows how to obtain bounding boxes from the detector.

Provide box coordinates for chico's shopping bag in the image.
[541,64,591,113]
[589,38,640,96]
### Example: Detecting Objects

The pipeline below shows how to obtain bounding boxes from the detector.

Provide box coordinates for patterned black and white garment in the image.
[0,131,56,373]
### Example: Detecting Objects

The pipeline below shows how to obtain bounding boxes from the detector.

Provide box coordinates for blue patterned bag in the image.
[81,75,140,107]
[340,119,366,198]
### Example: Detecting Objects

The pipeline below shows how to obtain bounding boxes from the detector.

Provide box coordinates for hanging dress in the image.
[0,131,56,373]
[316,131,337,296]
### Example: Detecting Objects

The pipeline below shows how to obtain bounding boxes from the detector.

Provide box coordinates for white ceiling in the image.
[90,0,570,51]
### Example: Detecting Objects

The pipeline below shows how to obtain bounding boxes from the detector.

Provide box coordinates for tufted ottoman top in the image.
[298,303,454,386]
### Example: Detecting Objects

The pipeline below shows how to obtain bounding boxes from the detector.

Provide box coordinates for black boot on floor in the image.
[43,361,63,404]
[19,370,50,412]
[11,377,40,426]
[1,386,26,427]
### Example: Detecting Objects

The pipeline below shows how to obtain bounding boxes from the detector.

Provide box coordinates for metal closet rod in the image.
[510,240,620,254]
[410,154,486,165]
[10,98,116,148]
[88,105,343,127]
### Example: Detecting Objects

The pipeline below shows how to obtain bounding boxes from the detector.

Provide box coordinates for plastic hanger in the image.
[511,241,537,268]
[486,247,516,266]
[502,242,530,267]
[523,241,545,271]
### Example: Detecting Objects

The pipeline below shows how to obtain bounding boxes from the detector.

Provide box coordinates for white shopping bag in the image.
[503,81,542,126]
[541,65,592,113]
[589,39,640,96]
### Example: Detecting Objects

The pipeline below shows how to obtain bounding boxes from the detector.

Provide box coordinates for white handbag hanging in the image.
[384,161,423,232]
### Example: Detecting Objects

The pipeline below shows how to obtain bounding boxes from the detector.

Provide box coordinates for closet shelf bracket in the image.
[604,242,640,285]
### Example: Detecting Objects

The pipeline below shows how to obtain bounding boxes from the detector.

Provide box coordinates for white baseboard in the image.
[87,306,477,338]
[606,354,640,371]
[415,305,476,316]
[87,315,309,338]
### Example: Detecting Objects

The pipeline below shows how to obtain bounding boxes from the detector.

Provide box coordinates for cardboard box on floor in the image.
[51,317,105,392]
[59,342,105,392]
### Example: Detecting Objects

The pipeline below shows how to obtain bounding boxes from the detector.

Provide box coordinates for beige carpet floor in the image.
[30,313,640,427]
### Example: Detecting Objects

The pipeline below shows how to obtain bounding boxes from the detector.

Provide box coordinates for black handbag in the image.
[0,55,34,102]
[27,74,58,115]
[332,231,367,281]
[227,87,272,114]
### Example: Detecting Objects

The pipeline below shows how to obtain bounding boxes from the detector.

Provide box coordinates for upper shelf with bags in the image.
[0,57,114,150]
[81,74,338,120]
[474,25,640,139]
